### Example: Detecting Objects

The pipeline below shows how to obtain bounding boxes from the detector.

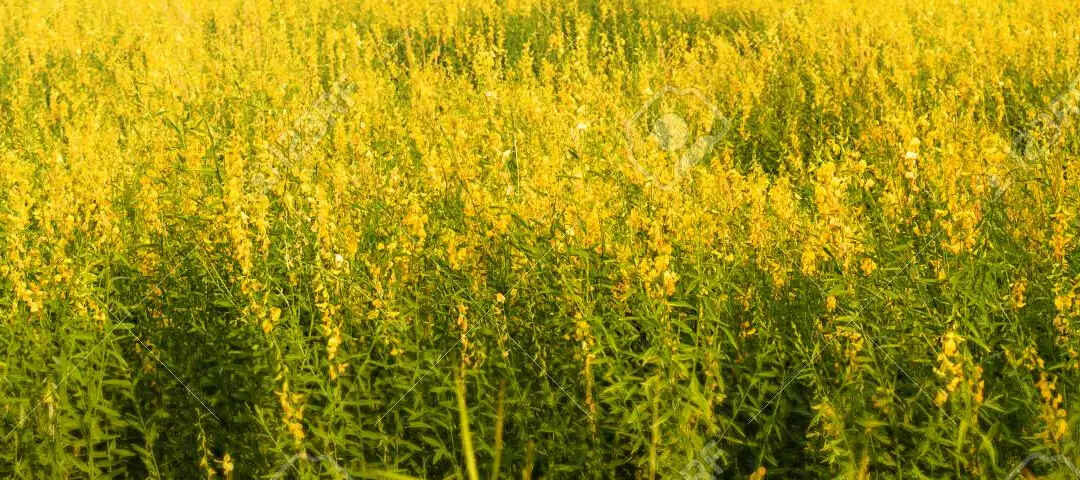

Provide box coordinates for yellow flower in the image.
[220,453,233,477]
[1010,280,1027,309]
[662,270,679,297]
[860,258,877,276]
[749,466,767,480]
[935,390,949,407]
[262,307,282,334]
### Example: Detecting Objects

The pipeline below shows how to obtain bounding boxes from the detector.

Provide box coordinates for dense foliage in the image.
[2,0,1080,478]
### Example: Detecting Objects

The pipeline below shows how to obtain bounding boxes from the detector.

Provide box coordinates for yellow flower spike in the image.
[220,453,233,479]
[661,270,679,297]
[1010,280,1027,309]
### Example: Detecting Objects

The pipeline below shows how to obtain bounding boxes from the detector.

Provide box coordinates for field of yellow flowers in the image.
[2,0,1080,478]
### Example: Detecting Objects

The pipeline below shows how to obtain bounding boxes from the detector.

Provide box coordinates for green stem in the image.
[456,366,480,480]
[491,379,506,480]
